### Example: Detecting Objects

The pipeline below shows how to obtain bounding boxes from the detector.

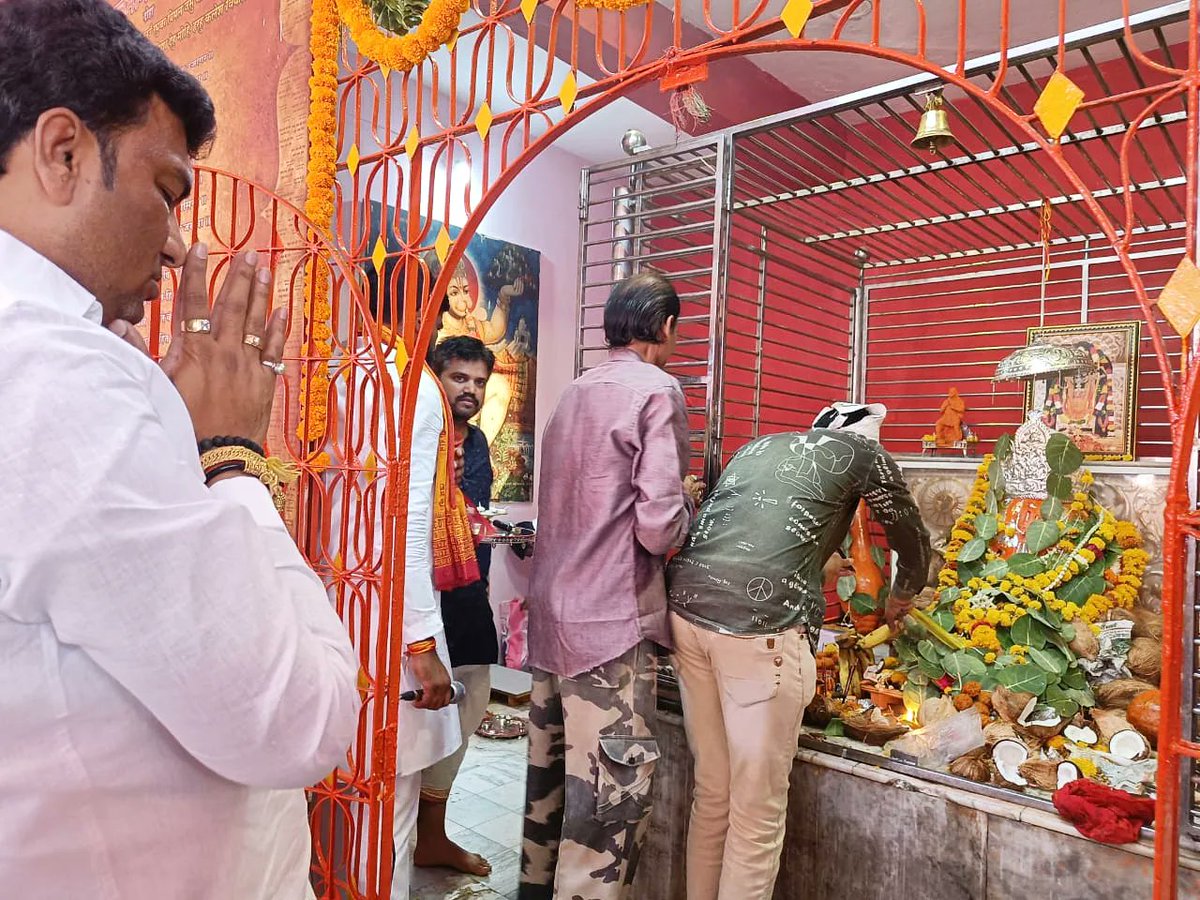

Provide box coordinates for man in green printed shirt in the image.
[666,402,931,900]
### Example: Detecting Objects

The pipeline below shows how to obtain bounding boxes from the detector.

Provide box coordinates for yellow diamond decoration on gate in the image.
[405,127,420,159]
[559,71,579,114]
[346,143,360,176]
[435,225,452,263]
[389,335,409,372]
[475,102,493,140]
[371,236,387,276]
[521,0,538,23]
[447,30,459,52]
[781,0,814,38]
[363,451,378,484]
[379,63,391,79]
[1034,70,1085,140]
[1156,256,1200,337]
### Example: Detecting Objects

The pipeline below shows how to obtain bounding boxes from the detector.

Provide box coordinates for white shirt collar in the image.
[0,228,103,324]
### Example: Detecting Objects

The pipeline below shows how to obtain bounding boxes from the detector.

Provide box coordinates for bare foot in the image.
[413,835,492,877]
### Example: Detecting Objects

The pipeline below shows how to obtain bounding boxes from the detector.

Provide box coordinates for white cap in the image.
[811,402,888,442]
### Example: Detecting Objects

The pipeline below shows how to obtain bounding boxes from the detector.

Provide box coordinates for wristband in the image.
[203,461,247,484]
[199,445,298,513]
[406,638,437,656]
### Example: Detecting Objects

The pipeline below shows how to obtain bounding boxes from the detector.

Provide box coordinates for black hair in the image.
[603,271,680,348]
[0,0,216,187]
[431,336,496,377]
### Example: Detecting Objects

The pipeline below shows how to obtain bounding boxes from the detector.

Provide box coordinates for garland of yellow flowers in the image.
[298,0,471,458]
[936,456,1147,653]
[297,0,341,462]
[337,0,468,71]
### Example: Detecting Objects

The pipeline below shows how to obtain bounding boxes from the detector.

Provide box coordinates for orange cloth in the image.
[997,497,1043,559]
[427,364,481,591]
[377,325,479,591]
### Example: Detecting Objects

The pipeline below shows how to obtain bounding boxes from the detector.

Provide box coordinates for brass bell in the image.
[912,92,954,154]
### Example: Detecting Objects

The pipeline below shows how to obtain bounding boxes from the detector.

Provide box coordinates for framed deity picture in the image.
[1023,321,1141,461]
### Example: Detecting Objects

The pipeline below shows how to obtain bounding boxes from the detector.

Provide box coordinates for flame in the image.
[902,695,921,725]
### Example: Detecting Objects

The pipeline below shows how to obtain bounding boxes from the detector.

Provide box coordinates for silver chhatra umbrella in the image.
[993,344,1095,382]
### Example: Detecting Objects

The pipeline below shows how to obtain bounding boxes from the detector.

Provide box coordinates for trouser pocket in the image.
[594,735,660,823]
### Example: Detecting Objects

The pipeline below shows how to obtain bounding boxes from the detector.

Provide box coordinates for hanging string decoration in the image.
[1040,198,1054,284]
[669,84,712,136]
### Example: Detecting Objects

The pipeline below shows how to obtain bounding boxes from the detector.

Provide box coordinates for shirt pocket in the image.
[595,736,660,823]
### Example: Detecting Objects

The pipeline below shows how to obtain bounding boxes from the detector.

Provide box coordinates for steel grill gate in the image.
[577,139,728,488]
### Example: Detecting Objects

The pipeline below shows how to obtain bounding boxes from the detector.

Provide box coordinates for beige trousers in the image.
[420,664,493,801]
[669,612,817,900]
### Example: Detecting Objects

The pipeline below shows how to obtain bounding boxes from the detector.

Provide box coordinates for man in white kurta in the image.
[329,348,462,898]
[0,5,361,895]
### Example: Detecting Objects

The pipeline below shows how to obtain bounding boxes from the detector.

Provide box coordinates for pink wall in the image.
[475,144,589,643]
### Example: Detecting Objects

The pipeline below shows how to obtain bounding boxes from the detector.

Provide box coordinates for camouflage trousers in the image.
[519,641,660,900]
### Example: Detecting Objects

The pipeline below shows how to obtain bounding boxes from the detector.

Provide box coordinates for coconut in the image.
[804,695,835,728]
[1094,678,1158,710]
[1068,624,1100,661]
[983,721,1019,746]
[1131,608,1163,642]
[1126,689,1161,748]
[949,747,991,783]
[1126,638,1161,684]
[1091,708,1132,745]
[992,685,1036,724]
[1057,761,1083,789]
[1018,758,1063,791]
[992,739,1030,787]
[1108,729,1151,761]
[1063,724,1098,746]
[1015,701,1066,743]
[1103,609,1136,623]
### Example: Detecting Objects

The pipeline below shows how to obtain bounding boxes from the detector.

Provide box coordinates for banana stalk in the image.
[859,624,893,651]
[911,608,969,650]
[859,607,969,652]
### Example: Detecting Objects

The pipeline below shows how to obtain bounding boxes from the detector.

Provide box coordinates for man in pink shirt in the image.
[519,272,701,900]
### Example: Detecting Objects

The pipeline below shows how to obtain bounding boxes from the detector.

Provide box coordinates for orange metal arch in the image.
[332,4,1200,896]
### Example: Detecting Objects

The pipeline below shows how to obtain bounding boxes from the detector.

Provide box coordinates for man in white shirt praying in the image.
[0,1,360,897]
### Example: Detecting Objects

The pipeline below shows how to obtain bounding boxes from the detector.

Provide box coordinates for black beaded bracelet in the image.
[197,435,264,458]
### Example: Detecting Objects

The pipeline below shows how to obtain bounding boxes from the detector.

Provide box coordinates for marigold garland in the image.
[337,0,468,71]
[297,0,341,462]
[936,456,1147,634]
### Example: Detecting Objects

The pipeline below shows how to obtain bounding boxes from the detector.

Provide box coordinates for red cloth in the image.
[1052,779,1156,844]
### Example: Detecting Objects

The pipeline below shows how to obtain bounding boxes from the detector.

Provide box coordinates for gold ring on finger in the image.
[243,333,264,350]
[182,318,212,334]
[261,359,286,376]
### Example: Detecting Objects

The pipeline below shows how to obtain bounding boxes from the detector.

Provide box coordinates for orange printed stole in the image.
[427,366,481,591]
[377,325,479,591]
